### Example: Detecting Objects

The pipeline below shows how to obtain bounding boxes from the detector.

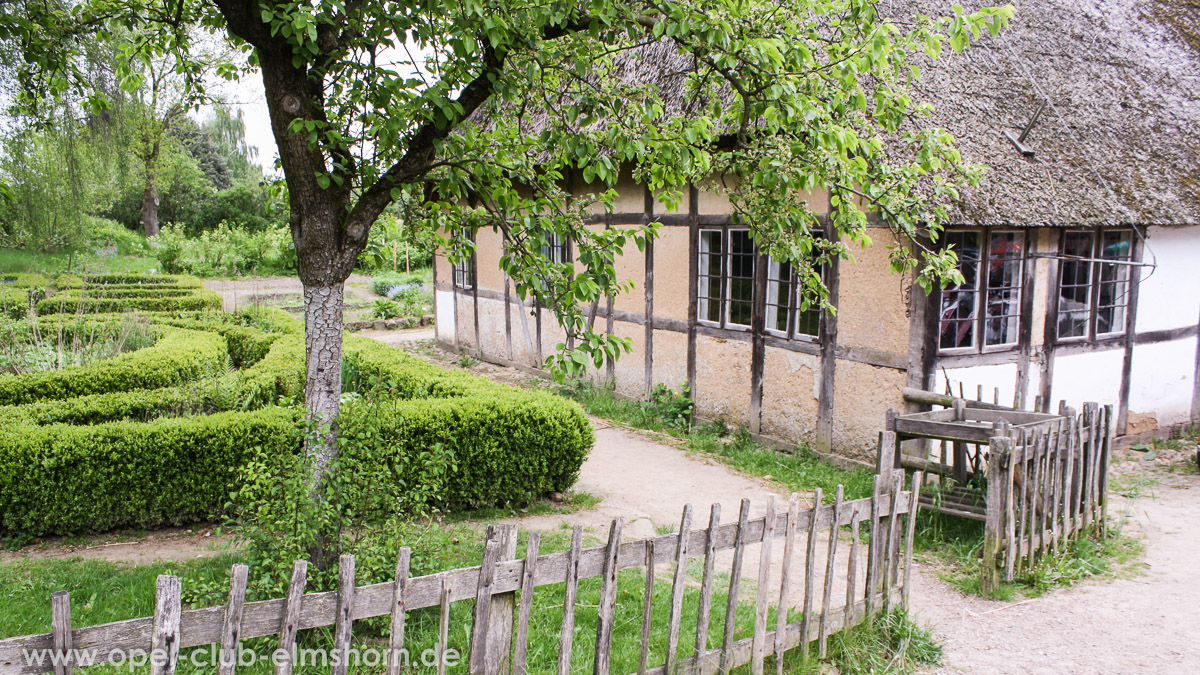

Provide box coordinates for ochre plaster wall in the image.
[760,347,821,442]
[652,227,692,323]
[694,335,752,422]
[832,359,907,461]
[836,228,911,354]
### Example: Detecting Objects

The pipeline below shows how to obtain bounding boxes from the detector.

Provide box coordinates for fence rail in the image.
[0,476,924,675]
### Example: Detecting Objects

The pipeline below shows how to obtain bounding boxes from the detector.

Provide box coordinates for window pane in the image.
[542,233,569,264]
[1097,231,1132,335]
[984,231,1024,346]
[939,231,980,350]
[1058,231,1093,339]
[727,230,755,327]
[698,230,723,323]
[766,260,793,334]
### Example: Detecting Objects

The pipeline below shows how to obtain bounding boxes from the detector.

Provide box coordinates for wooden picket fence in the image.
[980,402,1113,593]
[0,478,924,675]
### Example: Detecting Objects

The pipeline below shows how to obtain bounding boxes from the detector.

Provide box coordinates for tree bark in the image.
[303,282,345,481]
[140,181,160,237]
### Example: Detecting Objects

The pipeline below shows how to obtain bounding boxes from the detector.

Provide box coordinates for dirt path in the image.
[911,474,1200,675]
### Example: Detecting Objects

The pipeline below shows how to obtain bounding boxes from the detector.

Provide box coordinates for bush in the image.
[0,313,592,537]
[55,273,203,289]
[37,287,223,314]
[155,223,293,277]
[0,326,227,405]
[0,407,298,534]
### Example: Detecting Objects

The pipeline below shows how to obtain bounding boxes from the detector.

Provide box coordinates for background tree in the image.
[5,0,1012,563]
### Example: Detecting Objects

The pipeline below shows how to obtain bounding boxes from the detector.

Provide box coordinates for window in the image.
[1057,229,1133,340]
[697,228,755,328]
[938,230,1025,352]
[765,254,823,340]
[452,229,475,290]
[541,232,570,264]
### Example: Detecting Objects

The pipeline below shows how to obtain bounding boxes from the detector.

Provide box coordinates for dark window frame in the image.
[541,232,572,265]
[697,226,756,331]
[764,240,826,342]
[1055,228,1135,344]
[937,227,1027,355]
[451,228,476,290]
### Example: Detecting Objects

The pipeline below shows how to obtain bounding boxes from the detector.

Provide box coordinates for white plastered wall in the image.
[435,289,456,343]
[1135,226,1200,333]
[1128,338,1197,426]
[940,363,1020,408]
[1050,349,1124,413]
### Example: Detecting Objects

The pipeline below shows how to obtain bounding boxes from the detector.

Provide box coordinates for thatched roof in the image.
[476,1,1199,226]
[886,0,1200,226]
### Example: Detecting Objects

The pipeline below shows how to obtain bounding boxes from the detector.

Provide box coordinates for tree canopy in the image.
[2,0,1013,524]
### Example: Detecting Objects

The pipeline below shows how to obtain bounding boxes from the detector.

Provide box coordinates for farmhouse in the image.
[432,0,1200,461]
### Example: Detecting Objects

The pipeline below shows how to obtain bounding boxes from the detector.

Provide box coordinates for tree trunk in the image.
[141,182,160,237]
[303,282,345,481]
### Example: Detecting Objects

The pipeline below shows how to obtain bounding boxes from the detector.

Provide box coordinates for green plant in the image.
[643,382,694,430]
[371,297,401,319]
[456,353,479,368]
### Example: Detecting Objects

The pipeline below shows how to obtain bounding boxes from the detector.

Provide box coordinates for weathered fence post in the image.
[472,525,518,675]
[982,436,1012,596]
[1100,404,1114,537]
[51,591,72,675]
[150,575,182,675]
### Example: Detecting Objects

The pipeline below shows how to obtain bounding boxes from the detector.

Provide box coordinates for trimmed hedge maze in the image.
[0,274,593,536]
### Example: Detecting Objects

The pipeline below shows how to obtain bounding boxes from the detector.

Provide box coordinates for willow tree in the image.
[4,0,1010,488]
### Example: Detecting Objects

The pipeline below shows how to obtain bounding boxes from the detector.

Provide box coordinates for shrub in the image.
[0,407,298,534]
[0,316,592,537]
[37,287,223,314]
[371,298,401,319]
[155,223,292,277]
[0,326,227,405]
[54,273,203,289]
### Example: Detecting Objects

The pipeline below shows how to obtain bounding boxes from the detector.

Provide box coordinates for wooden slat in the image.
[666,504,694,675]
[799,488,822,662]
[751,497,777,675]
[902,472,924,609]
[864,478,880,623]
[386,548,411,675]
[469,540,502,675]
[513,533,540,675]
[1062,411,1078,540]
[1050,420,1064,558]
[884,475,904,609]
[818,486,843,658]
[1004,436,1018,582]
[274,561,307,675]
[719,499,751,675]
[775,497,799,675]
[557,526,584,675]
[638,540,655,675]
[437,578,451,675]
[483,525,518,675]
[150,576,181,675]
[50,592,71,675]
[593,519,623,675]
[1100,404,1113,538]
[844,509,861,629]
[332,555,356,675]
[695,504,722,675]
[218,564,248,675]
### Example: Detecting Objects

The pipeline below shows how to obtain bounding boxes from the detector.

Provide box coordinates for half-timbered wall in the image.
[434,178,1200,461]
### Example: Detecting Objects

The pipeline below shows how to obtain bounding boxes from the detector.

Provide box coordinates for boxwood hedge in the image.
[0,327,228,405]
[0,307,593,536]
[37,287,223,314]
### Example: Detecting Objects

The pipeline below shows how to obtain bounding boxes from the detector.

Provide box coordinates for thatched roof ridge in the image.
[886,0,1200,226]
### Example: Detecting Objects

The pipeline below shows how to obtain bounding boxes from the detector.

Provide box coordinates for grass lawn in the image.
[0,248,158,276]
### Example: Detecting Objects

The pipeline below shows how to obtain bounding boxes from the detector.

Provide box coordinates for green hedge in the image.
[0,313,592,536]
[54,273,203,289]
[0,408,298,534]
[37,287,223,314]
[0,327,228,405]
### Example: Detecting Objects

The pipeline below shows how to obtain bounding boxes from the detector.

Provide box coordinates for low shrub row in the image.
[37,287,223,314]
[0,407,298,534]
[54,273,203,289]
[0,326,228,405]
[0,311,593,535]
